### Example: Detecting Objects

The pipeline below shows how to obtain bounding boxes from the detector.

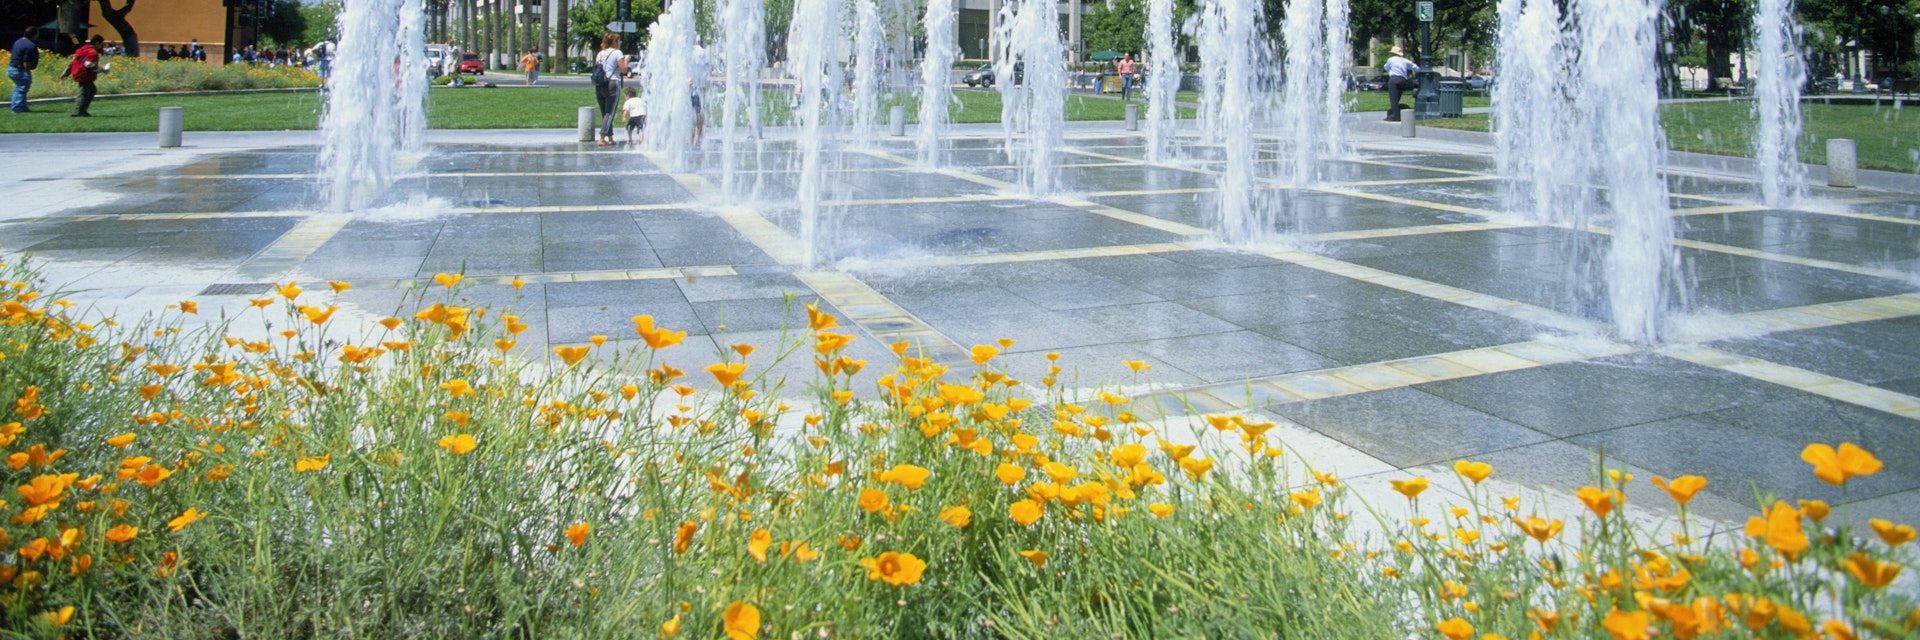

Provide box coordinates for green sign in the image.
[1417,1,1434,21]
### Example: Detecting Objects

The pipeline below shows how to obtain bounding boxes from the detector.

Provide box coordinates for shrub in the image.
[0,52,318,99]
[0,257,1913,638]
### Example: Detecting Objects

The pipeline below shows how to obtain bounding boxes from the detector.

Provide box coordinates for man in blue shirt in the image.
[9,26,41,113]
[1383,45,1418,122]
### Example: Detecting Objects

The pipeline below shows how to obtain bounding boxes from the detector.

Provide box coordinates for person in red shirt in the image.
[1117,53,1137,101]
[61,35,104,117]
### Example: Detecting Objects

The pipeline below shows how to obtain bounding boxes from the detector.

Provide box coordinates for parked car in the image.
[1466,75,1490,90]
[962,62,1023,88]
[1357,75,1389,91]
[458,53,484,75]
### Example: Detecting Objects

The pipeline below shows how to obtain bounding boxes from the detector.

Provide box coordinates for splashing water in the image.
[1751,0,1806,206]
[1143,0,1180,163]
[395,0,428,153]
[851,0,886,148]
[1189,2,1228,147]
[317,0,425,211]
[1320,0,1350,159]
[1212,0,1274,242]
[788,0,846,269]
[719,0,766,197]
[918,0,959,166]
[997,0,1066,195]
[642,2,700,171]
[1494,0,1584,225]
[1578,0,1673,343]
[1276,0,1326,186]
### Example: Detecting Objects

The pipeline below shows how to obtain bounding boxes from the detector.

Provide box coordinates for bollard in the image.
[1826,138,1857,188]
[157,106,183,148]
[1400,117,1416,138]
[578,106,596,143]
[889,105,906,137]
[1125,103,1139,131]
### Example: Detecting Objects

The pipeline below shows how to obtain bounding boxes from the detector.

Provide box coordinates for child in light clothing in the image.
[622,87,647,144]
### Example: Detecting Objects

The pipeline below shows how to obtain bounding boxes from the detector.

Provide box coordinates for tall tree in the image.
[1083,0,1146,55]
[94,0,138,55]
[554,0,570,69]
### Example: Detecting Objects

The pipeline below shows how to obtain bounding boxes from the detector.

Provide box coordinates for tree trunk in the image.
[94,0,141,56]
[554,0,569,72]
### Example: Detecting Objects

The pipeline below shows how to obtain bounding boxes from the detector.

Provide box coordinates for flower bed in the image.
[0,52,318,99]
[0,257,1913,638]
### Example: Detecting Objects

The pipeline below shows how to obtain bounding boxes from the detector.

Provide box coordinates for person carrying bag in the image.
[592,32,627,147]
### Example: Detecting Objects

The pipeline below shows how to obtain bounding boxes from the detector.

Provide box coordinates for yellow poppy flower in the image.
[438,379,474,398]
[565,522,590,547]
[747,528,771,563]
[432,273,463,287]
[1178,457,1214,479]
[1744,500,1808,556]
[1650,475,1707,505]
[879,464,932,490]
[1843,552,1901,588]
[723,601,760,640]
[295,454,329,472]
[659,614,682,637]
[994,463,1026,486]
[858,488,889,513]
[105,524,138,543]
[1391,477,1430,500]
[706,362,749,387]
[1576,486,1615,517]
[1019,549,1049,569]
[1801,442,1883,486]
[674,521,698,554]
[1798,499,1830,522]
[1010,499,1043,525]
[167,507,206,532]
[938,505,971,528]
[553,346,591,366]
[1869,519,1916,547]
[1452,460,1493,484]
[1435,617,1473,640]
[859,551,927,585]
[969,344,999,364]
[437,434,477,455]
[1148,503,1174,518]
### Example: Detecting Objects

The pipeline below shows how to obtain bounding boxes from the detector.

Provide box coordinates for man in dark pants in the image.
[61,35,104,117]
[1383,45,1418,123]
[9,27,40,113]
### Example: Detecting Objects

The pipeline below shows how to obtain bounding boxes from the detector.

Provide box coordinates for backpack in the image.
[590,56,609,86]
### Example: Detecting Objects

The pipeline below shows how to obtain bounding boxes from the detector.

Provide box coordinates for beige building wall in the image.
[118,0,229,58]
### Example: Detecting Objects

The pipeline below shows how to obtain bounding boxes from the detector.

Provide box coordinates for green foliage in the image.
[258,0,311,48]
[0,51,318,100]
[567,0,664,52]
[1083,0,1148,57]
[299,1,344,46]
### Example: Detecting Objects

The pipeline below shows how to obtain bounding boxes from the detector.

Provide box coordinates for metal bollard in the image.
[889,105,906,136]
[578,106,596,143]
[157,106,184,148]
[1826,138,1857,188]
[1400,117,1416,138]
[1125,103,1139,131]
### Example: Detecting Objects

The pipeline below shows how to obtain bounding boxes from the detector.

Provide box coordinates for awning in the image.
[1089,50,1122,62]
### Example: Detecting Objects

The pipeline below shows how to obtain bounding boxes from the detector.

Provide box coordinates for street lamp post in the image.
[1413,0,1439,119]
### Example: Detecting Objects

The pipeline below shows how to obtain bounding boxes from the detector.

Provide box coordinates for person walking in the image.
[1117,53,1137,101]
[622,86,646,144]
[1384,45,1418,122]
[9,27,41,114]
[592,32,628,147]
[61,35,104,117]
[309,39,335,87]
[520,48,540,85]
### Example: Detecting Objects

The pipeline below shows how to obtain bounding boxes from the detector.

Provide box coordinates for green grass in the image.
[1169,90,1489,112]
[0,87,1196,134]
[1420,101,1920,173]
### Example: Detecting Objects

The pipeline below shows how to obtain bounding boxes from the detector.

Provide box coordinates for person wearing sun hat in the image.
[1383,44,1419,123]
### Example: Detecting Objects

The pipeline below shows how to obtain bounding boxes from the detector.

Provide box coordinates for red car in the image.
[457,53,483,75]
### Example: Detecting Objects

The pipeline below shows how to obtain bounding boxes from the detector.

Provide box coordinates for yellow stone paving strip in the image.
[1306,221,1516,242]
[1151,338,1639,416]
[1308,185,1499,217]
[233,214,353,280]
[1659,345,1920,419]
[646,151,972,365]
[1341,158,1489,177]
[1696,292,1920,339]
[1253,248,1606,333]
[340,266,737,290]
[905,242,1201,267]
[1668,236,1920,282]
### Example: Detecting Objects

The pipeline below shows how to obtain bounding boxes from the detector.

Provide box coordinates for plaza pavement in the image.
[3,119,1919,532]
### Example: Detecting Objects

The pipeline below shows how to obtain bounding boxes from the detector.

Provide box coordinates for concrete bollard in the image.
[157,106,184,148]
[1125,103,1139,131]
[889,105,906,136]
[1400,117,1416,138]
[1826,138,1857,188]
[578,106,596,142]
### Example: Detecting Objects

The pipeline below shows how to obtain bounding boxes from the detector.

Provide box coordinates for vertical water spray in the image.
[995,0,1065,195]
[1276,0,1325,186]
[1579,0,1673,343]
[1320,0,1350,158]
[1190,2,1228,147]
[788,0,846,269]
[852,0,886,147]
[719,0,765,197]
[317,0,420,211]
[1143,0,1179,162]
[918,0,959,165]
[1494,0,1583,224]
[396,0,428,152]
[642,1,699,170]
[1212,0,1271,242]
[1751,0,1806,206]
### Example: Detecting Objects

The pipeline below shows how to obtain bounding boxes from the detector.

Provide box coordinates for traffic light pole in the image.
[617,0,634,52]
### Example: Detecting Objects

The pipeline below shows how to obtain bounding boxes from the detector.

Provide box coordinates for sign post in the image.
[1413,0,1440,120]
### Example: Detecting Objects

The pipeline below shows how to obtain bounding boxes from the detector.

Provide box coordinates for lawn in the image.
[1421,101,1920,173]
[0,86,1194,135]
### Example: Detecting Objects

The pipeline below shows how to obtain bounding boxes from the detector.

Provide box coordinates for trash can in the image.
[1438,81,1467,117]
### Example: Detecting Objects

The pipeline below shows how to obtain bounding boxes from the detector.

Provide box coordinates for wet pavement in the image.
[4,125,1919,525]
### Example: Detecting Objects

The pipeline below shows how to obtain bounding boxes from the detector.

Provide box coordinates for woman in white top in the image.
[593,32,629,147]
